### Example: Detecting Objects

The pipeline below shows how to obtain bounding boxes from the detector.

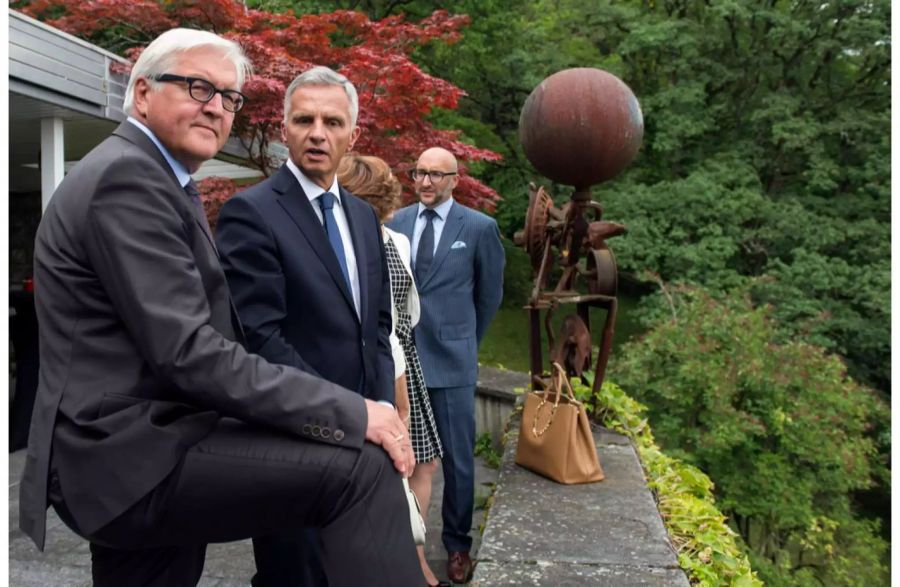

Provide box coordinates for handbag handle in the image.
[531,362,576,437]
[549,362,576,402]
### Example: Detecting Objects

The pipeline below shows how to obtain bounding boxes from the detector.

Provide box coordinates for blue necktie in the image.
[318,192,351,291]
[415,208,438,283]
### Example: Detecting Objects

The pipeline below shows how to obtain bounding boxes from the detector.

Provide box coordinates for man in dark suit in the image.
[216,67,396,586]
[388,147,505,584]
[18,28,419,587]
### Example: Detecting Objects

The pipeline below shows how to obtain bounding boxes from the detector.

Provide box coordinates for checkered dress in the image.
[384,236,443,463]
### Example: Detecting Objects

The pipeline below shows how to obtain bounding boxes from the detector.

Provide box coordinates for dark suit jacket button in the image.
[311,425,321,437]
[333,429,345,442]
[321,427,331,438]
[302,424,312,435]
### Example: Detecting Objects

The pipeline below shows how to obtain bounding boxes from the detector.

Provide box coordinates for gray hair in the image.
[124,28,253,114]
[283,66,359,128]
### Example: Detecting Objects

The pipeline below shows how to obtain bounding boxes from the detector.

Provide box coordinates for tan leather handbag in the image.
[515,363,605,484]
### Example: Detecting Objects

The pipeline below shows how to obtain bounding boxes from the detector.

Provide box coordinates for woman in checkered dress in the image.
[381,232,444,462]
[337,154,445,586]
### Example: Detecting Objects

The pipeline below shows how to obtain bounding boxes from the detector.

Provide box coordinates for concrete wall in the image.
[475,366,527,450]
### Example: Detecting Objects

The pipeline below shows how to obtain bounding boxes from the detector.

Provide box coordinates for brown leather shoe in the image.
[446,551,472,584]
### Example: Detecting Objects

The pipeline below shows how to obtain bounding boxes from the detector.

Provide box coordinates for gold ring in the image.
[394,433,405,442]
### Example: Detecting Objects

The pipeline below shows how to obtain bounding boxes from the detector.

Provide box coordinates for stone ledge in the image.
[477,365,529,401]
[472,561,691,587]
[474,410,689,586]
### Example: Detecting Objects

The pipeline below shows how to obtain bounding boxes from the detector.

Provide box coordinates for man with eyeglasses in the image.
[388,147,505,584]
[150,73,247,112]
[19,28,420,587]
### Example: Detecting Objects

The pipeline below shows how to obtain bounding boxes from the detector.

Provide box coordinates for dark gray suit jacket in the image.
[19,121,367,550]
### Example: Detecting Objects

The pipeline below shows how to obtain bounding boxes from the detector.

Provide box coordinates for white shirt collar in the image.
[285,158,341,205]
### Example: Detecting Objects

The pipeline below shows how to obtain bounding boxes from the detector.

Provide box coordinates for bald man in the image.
[387,147,505,584]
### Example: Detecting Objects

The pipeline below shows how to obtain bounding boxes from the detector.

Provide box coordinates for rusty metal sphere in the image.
[519,68,643,190]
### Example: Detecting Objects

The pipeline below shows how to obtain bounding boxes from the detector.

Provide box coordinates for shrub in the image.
[610,287,889,586]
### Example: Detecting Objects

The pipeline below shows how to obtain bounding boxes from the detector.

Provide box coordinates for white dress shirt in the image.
[410,197,455,268]
[285,158,360,318]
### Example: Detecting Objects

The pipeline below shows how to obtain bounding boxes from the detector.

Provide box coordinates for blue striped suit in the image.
[388,199,504,553]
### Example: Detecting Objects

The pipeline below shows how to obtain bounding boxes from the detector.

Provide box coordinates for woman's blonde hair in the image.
[337,154,402,222]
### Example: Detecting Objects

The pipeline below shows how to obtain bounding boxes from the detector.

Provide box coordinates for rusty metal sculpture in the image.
[514,68,643,395]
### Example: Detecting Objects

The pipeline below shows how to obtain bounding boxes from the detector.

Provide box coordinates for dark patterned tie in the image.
[184,180,214,242]
[415,208,438,283]
[318,192,352,291]
[185,180,243,338]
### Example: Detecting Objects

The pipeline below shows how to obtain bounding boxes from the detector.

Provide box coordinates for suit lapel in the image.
[189,202,220,258]
[273,166,356,314]
[342,187,367,325]
[397,206,417,241]
[420,202,464,289]
[115,121,246,341]
[114,122,176,183]
[116,122,222,257]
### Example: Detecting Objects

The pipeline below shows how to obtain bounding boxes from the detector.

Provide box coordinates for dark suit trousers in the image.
[250,379,368,587]
[428,385,477,553]
[251,527,327,587]
[50,418,421,587]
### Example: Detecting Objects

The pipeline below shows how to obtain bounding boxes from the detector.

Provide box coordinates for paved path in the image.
[8,449,499,586]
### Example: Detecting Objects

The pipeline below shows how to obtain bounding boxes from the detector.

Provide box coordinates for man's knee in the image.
[324,443,406,529]
[351,443,396,487]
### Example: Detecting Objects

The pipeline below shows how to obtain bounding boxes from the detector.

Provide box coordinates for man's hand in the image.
[365,399,416,477]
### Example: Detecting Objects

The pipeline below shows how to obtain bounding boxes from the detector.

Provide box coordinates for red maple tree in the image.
[17,0,502,212]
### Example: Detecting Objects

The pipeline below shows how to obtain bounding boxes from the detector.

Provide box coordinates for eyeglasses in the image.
[151,74,247,113]
[409,169,457,183]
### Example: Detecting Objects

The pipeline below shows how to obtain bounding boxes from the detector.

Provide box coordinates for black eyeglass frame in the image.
[150,74,247,113]
[409,169,458,182]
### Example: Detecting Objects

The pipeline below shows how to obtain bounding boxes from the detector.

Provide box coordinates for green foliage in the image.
[558,0,890,393]
[603,158,890,390]
[610,287,889,586]
[477,307,530,372]
[499,241,534,308]
[474,432,502,469]
[577,377,762,586]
